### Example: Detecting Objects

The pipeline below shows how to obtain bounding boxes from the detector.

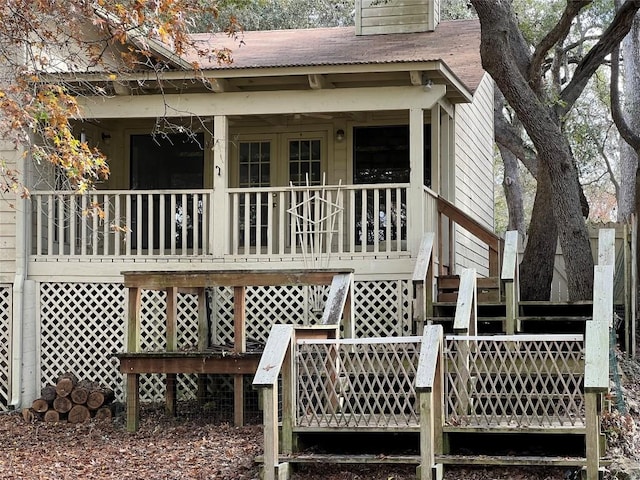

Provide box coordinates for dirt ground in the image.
[1,352,639,480]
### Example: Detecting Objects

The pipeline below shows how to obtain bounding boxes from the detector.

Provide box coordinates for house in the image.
[0,0,494,410]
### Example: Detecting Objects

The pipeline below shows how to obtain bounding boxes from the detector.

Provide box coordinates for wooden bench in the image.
[118,269,354,432]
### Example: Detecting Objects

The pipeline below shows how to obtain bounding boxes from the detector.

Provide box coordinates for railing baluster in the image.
[348,189,355,253]
[69,194,76,256]
[181,193,188,255]
[57,194,65,255]
[278,191,285,255]
[255,192,262,254]
[114,195,121,256]
[232,193,239,255]
[36,195,43,255]
[102,194,109,256]
[92,194,99,255]
[81,195,88,256]
[385,188,391,252]
[147,193,154,256]
[170,194,176,255]
[136,193,142,256]
[159,194,166,255]
[373,187,380,253]
[192,193,199,254]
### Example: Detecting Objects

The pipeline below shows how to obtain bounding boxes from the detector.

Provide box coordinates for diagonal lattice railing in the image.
[296,337,422,429]
[444,334,585,429]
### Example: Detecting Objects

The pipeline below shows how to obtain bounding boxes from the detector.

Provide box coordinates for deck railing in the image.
[31,184,410,259]
[228,183,409,258]
[31,190,213,256]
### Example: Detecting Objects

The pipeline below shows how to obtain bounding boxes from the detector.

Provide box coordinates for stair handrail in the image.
[320,272,355,337]
[452,268,477,335]
[501,230,520,334]
[436,196,502,277]
[584,264,613,480]
[412,232,436,332]
[415,324,444,480]
[253,324,295,480]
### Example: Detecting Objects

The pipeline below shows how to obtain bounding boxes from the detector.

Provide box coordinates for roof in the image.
[187,19,484,94]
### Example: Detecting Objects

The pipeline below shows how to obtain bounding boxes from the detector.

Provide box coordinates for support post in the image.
[165,286,178,417]
[233,285,247,426]
[126,286,141,432]
[212,115,229,256]
[408,108,425,255]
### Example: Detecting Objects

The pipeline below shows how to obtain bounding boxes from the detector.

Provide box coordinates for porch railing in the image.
[30,184,410,259]
[31,190,213,256]
[228,183,409,258]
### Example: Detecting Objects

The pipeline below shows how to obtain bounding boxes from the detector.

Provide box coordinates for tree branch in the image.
[529,0,591,93]
[557,0,640,117]
[611,43,640,151]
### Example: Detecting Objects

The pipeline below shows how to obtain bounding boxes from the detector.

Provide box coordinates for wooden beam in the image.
[122,269,353,289]
[117,353,261,374]
[79,85,447,119]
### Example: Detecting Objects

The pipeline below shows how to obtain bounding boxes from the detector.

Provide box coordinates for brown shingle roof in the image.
[188,19,484,93]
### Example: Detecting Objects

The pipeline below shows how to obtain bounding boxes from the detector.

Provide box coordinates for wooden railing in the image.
[228,183,409,257]
[452,268,477,335]
[436,195,502,277]
[31,184,410,259]
[412,232,435,332]
[254,324,444,480]
[31,189,213,256]
[501,230,520,334]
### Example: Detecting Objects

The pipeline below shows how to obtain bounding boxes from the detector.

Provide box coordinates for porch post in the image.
[212,115,229,256]
[409,108,425,255]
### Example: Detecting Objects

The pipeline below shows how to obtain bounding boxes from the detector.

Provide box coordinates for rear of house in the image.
[0,0,495,410]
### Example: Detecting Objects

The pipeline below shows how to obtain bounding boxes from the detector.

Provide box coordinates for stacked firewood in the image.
[24,373,116,423]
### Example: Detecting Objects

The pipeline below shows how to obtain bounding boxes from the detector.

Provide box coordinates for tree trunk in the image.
[618,12,640,221]
[472,1,595,300]
[70,386,89,405]
[520,165,558,300]
[498,143,526,235]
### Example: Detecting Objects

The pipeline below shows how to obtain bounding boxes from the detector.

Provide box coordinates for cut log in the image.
[87,388,115,410]
[31,398,50,413]
[56,373,78,398]
[68,405,91,424]
[53,396,73,414]
[70,386,89,405]
[94,406,113,421]
[22,408,35,423]
[40,384,57,403]
[44,410,61,423]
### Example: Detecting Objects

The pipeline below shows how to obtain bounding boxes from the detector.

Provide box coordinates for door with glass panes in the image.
[236,134,324,252]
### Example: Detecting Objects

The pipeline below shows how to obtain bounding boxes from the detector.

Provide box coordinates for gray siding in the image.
[356,0,433,35]
[453,73,495,276]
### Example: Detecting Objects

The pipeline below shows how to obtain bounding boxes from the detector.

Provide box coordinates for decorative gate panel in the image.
[296,337,421,428]
[0,286,11,411]
[444,335,585,428]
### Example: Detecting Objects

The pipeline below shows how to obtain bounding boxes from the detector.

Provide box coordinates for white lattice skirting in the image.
[0,286,11,411]
[39,280,411,403]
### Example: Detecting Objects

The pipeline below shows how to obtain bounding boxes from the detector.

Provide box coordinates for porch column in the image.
[211,115,229,256]
[408,108,425,255]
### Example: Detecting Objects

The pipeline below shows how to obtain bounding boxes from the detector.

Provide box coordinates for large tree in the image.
[471,0,640,300]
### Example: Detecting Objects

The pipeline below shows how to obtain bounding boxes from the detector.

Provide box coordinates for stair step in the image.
[259,453,597,468]
[259,453,421,465]
[436,454,589,467]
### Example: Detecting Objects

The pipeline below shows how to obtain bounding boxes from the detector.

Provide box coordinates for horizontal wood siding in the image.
[0,148,18,282]
[453,74,494,276]
[357,0,431,35]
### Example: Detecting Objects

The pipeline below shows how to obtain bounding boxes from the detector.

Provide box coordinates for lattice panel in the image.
[40,283,200,403]
[296,338,421,428]
[353,280,411,337]
[0,286,11,411]
[210,285,326,346]
[444,335,585,428]
[40,283,126,399]
[137,290,200,401]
